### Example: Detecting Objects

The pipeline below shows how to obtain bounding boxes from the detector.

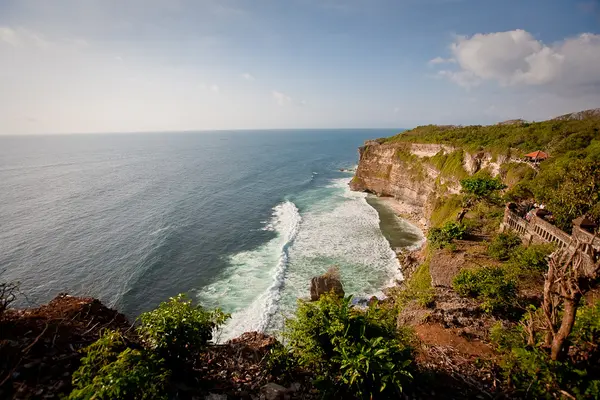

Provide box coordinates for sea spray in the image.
[197,201,301,340]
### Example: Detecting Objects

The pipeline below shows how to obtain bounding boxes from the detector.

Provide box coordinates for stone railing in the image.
[504,209,529,236]
[529,215,572,248]
[501,208,599,253]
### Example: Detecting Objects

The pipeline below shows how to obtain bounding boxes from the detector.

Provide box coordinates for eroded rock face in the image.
[349,142,461,224]
[310,267,344,301]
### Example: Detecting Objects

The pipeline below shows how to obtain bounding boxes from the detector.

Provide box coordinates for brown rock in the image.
[261,383,289,400]
[309,267,344,301]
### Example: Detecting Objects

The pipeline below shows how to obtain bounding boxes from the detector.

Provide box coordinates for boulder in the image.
[310,266,344,301]
[261,383,289,400]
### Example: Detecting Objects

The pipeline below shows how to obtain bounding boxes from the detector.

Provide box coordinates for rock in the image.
[205,394,228,400]
[261,383,289,400]
[310,266,344,301]
[289,382,301,393]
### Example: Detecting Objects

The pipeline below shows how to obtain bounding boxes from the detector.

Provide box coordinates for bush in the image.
[138,294,229,362]
[460,176,506,203]
[285,294,414,398]
[427,221,467,249]
[69,330,169,400]
[487,232,522,261]
[453,266,517,313]
[506,244,554,281]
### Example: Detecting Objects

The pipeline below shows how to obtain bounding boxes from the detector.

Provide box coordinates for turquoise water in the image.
[0,130,422,339]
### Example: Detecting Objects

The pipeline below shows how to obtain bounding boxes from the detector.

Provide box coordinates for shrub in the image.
[70,330,169,400]
[453,266,517,313]
[285,294,414,398]
[427,221,466,249]
[506,244,554,281]
[460,176,506,204]
[137,294,230,362]
[487,232,522,261]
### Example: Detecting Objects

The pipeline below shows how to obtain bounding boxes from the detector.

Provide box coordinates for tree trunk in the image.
[550,294,581,361]
[542,260,556,348]
[456,208,468,224]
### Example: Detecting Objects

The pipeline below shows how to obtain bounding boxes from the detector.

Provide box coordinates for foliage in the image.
[490,302,600,399]
[285,294,414,398]
[487,232,522,261]
[461,202,504,236]
[137,294,230,362]
[534,159,600,231]
[382,116,600,232]
[427,221,467,249]
[429,150,469,180]
[460,175,506,204]
[398,261,435,308]
[505,243,554,281]
[429,194,463,227]
[69,330,169,400]
[453,266,517,313]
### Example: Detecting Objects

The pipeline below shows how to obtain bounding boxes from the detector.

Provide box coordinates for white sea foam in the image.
[197,201,301,341]
[199,177,420,341]
[268,178,403,331]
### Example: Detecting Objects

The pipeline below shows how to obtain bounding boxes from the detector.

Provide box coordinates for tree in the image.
[539,239,600,360]
[537,160,600,232]
[456,176,506,223]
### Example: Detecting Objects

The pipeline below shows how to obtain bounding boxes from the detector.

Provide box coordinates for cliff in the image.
[349,141,505,228]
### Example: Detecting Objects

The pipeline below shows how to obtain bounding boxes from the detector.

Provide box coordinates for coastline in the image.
[365,195,426,253]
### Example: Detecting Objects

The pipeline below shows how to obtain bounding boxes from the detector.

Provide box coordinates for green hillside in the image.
[383,111,600,231]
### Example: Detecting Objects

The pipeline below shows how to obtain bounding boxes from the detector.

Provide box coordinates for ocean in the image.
[0,130,423,339]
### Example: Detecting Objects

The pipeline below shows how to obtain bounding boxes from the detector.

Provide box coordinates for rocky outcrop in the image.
[0,294,130,399]
[349,142,461,225]
[310,267,344,301]
[553,107,600,121]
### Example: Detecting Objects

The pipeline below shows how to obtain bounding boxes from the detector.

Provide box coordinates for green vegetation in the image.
[395,147,427,182]
[69,295,229,399]
[506,243,554,281]
[429,194,463,227]
[491,301,600,399]
[460,175,506,202]
[453,266,517,313]
[534,159,600,231]
[70,331,169,400]
[383,116,600,230]
[283,293,414,399]
[138,294,229,363]
[398,260,435,308]
[487,232,522,261]
[427,221,466,249]
[429,150,468,179]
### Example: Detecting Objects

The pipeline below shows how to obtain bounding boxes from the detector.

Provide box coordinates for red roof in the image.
[524,150,548,159]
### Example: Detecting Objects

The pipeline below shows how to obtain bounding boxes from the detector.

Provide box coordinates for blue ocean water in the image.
[0,130,422,339]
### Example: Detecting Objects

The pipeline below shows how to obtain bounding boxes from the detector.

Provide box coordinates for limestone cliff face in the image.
[350,141,506,225]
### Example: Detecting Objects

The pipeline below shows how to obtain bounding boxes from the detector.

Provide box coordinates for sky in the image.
[0,0,599,134]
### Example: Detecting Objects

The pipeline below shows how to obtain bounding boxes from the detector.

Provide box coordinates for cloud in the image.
[433,30,600,93]
[272,90,292,105]
[241,72,254,81]
[210,84,220,93]
[428,56,455,65]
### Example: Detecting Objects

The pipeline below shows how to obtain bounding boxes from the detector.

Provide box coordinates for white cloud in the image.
[210,84,220,93]
[272,90,292,105]
[241,72,254,81]
[437,70,480,89]
[433,30,600,93]
[428,56,455,65]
